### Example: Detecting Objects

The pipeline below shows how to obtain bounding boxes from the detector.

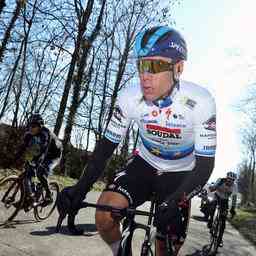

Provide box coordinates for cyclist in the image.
[207,171,238,247]
[57,26,216,256]
[15,113,62,205]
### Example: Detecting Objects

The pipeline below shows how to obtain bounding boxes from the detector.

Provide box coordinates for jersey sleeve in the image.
[104,89,133,144]
[193,92,216,157]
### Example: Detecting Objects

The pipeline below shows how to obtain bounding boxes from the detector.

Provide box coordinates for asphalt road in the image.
[0,191,255,256]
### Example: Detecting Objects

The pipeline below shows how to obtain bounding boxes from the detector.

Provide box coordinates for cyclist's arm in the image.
[165,155,215,203]
[69,89,133,199]
[72,137,119,197]
[35,128,51,163]
[209,178,222,192]
[165,90,216,203]
[231,183,238,208]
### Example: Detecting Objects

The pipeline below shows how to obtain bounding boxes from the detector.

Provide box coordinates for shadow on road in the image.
[184,245,210,256]
[0,219,38,228]
[30,223,98,237]
[191,215,208,222]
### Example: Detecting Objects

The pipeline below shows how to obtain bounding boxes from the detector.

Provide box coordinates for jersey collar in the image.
[153,81,179,108]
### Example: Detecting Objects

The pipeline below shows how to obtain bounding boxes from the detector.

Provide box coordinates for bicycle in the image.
[56,186,201,256]
[207,201,231,255]
[0,161,59,225]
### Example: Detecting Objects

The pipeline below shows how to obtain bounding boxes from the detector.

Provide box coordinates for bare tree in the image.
[0,0,6,16]
[0,0,26,63]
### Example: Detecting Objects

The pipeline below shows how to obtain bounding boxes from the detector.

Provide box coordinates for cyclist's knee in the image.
[95,191,128,233]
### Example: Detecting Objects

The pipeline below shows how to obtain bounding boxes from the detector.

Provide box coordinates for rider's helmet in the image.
[28,113,44,128]
[134,26,187,62]
[226,171,237,181]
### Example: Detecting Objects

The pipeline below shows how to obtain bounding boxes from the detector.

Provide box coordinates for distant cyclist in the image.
[15,113,62,205]
[207,171,238,247]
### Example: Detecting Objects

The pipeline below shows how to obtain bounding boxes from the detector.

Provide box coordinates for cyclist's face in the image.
[30,124,41,135]
[138,56,184,101]
[226,178,235,186]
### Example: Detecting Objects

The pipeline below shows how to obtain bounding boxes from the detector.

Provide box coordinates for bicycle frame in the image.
[80,196,156,256]
[77,186,201,256]
[209,200,227,255]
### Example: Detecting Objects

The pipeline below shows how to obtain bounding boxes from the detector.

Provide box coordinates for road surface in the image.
[0,192,255,256]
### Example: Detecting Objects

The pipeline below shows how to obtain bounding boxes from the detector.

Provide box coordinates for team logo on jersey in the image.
[151,110,158,117]
[203,115,216,131]
[146,124,182,139]
[113,105,125,123]
[185,98,197,109]
[180,97,197,109]
[165,108,172,119]
[203,145,216,151]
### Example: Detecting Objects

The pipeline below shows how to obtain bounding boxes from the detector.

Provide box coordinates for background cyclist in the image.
[207,171,238,247]
[15,113,62,205]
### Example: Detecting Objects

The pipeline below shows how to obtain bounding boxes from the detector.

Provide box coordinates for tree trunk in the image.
[54,0,95,136]
[0,0,25,63]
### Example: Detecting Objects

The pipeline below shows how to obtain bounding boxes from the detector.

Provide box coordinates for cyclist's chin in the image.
[143,92,158,102]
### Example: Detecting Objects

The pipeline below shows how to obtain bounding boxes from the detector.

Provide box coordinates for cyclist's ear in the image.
[176,61,184,75]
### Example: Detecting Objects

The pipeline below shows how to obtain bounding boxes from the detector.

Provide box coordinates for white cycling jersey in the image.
[211,178,238,200]
[105,80,216,172]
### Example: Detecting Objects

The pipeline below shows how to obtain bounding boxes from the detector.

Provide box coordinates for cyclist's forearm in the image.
[72,137,118,197]
[165,156,215,203]
[231,194,237,208]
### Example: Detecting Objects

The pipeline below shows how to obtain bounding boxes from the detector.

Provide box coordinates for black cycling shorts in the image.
[105,155,193,207]
[104,155,193,241]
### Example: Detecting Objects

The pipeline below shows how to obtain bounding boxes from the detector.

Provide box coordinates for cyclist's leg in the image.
[207,196,217,229]
[37,159,52,200]
[95,156,154,256]
[96,191,129,253]
[24,164,36,197]
[218,199,229,246]
[154,171,191,256]
[37,154,60,201]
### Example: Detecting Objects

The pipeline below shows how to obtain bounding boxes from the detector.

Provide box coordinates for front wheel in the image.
[0,176,24,224]
[208,215,221,255]
[34,182,59,221]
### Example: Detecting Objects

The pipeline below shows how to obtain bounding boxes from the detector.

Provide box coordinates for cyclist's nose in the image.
[140,72,152,81]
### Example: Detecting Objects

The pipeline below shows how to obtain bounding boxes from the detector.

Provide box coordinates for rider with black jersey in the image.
[15,113,62,204]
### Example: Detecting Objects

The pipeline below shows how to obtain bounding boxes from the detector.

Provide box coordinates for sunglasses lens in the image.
[137,60,172,74]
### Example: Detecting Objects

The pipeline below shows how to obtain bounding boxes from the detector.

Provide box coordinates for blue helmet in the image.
[134,26,187,62]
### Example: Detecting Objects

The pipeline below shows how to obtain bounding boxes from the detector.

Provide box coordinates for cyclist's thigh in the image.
[104,155,155,207]
[154,170,191,202]
[97,191,129,209]
[154,171,191,238]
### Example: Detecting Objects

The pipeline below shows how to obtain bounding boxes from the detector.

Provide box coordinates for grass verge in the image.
[0,169,105,192]
[229,208,256,246]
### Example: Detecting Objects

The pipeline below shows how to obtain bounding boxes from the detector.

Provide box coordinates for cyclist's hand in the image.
[56,186,84,235]
[230,207,236,218]
[154,200,180,231]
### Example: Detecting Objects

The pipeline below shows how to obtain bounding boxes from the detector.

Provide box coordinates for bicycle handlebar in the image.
[80,201,153,218]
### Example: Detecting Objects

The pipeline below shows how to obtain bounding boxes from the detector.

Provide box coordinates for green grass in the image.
[229,208,256,246]
[0,169,105,192]
[50,175,105,191]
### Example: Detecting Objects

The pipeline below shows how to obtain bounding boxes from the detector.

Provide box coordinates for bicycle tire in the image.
[0,176,25,224]
[34,181,59,221]
[208,212,221,255]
